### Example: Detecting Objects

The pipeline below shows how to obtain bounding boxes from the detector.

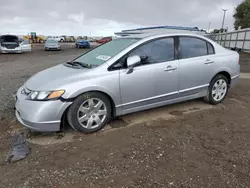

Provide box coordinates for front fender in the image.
[62,74,121,106]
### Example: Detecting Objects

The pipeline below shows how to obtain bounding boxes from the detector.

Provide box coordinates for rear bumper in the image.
[231,74,240,88]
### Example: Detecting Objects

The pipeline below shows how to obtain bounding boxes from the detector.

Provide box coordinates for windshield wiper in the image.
[66,61,92,69]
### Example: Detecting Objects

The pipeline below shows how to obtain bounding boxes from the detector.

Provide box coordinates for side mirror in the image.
[126,55,141,74]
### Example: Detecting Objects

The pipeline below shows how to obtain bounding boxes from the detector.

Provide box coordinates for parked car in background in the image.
[0,35,22,53]
[47,36,64,42]
[75,39,90,48]
[96,37,112,44]
[15,33,240,134]
[45,39,61,51]
[20,40,31,52]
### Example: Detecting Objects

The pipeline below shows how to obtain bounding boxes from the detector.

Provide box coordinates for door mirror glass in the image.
[127,55,141,67]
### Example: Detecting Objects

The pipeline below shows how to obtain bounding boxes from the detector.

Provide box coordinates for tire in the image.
[67,92,112,133]
[203,74,229,105]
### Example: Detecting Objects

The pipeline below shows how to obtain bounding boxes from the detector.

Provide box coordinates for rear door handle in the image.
[205,59,214,64]
[164,66,177,71]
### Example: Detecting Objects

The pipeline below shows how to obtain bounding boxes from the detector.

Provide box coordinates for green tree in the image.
[234,0,250,29]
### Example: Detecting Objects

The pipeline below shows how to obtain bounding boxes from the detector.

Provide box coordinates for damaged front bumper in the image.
[14,87,72,132]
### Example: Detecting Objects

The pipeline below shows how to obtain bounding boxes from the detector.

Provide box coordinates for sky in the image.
[0,0,244,36]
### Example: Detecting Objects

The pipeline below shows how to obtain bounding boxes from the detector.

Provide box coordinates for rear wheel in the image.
[67,92,112,133]
[204,74,229,105]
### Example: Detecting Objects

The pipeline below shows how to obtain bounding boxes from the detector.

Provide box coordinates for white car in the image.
[20,40,31,52]
[0,35,22,53]
[45,39,61,51]
[47,36,64,42]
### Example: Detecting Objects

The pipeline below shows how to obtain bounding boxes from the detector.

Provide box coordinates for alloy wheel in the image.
[77,98,107,129]
[212,79,228,102]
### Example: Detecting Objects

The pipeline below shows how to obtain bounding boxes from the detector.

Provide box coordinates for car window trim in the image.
[108,36,178,71]
[177,36,215,60]
[206,41,215,55]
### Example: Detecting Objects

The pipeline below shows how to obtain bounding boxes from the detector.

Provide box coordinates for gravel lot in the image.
[0,45,250,188]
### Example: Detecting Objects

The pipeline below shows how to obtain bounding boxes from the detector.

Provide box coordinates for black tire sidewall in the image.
[208,74,229,105]
[67,92,112,133]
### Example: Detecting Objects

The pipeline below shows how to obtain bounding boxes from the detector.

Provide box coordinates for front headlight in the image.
[27,90,65,101]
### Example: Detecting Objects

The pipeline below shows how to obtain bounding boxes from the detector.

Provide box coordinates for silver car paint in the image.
[15,33,240,132]
[45,40,60,49]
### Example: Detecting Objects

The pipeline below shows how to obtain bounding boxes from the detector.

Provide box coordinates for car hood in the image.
[25,64,89,91]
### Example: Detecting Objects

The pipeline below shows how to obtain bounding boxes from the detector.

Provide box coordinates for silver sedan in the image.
[15,33,240,133]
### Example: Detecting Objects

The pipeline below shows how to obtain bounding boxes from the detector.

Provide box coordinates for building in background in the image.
[115,25,207,37]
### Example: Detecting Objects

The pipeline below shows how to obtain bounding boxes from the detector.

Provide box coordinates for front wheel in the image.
[203,74,229,105]
[67,92,112,133]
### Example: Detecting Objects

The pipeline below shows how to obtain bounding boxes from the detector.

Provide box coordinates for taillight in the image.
[238,59,240,64]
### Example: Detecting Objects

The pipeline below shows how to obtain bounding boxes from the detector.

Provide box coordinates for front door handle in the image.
[164,65,177,71]
[204,59,215,64]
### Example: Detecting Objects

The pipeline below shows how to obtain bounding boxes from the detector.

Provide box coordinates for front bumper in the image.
[15,87,72,132]
[78,44,89,48]
[45,47,60,50]
[1,48,22,53]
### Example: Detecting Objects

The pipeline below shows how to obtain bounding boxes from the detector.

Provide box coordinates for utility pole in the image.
[207,22,211,33]
[221,9,228,31]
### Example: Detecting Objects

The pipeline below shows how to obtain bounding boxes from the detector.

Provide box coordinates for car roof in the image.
[119,33,206,39]
[116,33,216,45]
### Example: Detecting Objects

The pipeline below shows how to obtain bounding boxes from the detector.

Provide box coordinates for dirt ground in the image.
[0,47,250,188]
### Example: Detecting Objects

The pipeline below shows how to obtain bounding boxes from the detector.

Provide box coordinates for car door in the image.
[178,36,216,97]
[21,40,31,52]
[119,37,179,111]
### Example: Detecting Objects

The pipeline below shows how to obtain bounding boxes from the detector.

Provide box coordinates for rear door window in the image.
[179,37,208,59]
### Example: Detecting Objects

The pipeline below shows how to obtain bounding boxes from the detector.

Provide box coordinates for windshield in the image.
[46,40,57,44]
[73,38,139,66]
[78,40,86,42]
